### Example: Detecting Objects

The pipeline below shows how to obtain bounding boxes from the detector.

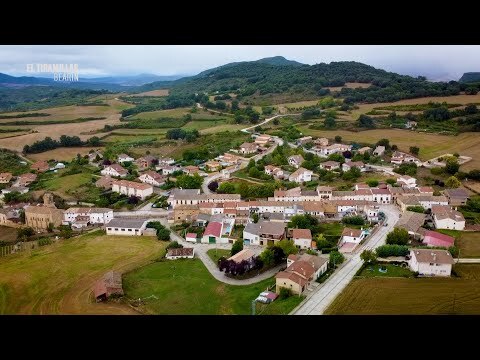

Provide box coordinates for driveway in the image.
[162,219,282,285]
[292,205,400,315]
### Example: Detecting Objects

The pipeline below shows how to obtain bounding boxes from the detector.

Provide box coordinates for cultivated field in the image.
[457,232,480,258]
[325,82,372,92]
[123,258,302,315]
[129,89,169,97]
[40,172,95,199]
[0,98,132,152]
[0,226,17,243]
[26,147,104,162]
[297,127,480,170]
[0,231,165,314]
[325,264,480,315]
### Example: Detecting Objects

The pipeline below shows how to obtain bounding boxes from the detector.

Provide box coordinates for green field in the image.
[437,230,480,258]
[357,263,414,278]
[123,258,299,315]
[207,249,231,264]
[41,172,94,198]
[326,264,480,314]
[0,231,165,314]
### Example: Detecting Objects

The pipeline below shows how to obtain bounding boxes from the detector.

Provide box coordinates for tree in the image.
[366,179,379,187]
[342,216,365,225]
[47,222,54,233]
[407,206,425,213]
[448,245,459,258]
[386,178,397,186]
[360,249,377,264]
[386,228,409,245]
[342,166,361,181]
[324,117,336,129]
[334,135,342,143]
[208,181,219,192]
[376,138,390,149]
[157,228,171,241]
[468,169,480,181]
[358,114,375,128]
[17,227,35,240]
[289,214,318,230]
[329,251,345,268]
[252,213,259,223]
[58,225,73,239]
[276,239,298,256]
[445,176,461,188]
[273,118,280,125]
[166,241,183,250]
[375,244,409,257]
[176,173,203,189]
[260,248,275,267]
[217,182,236,194]
[445,158,460,175]
[231,239,244,257]
[409,146,420,155]
[279,287,293,299]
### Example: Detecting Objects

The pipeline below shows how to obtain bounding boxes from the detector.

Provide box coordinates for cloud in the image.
[0,45,479,80]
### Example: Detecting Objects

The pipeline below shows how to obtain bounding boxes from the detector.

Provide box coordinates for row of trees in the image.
[166,128,200,142]
[23,135,101,154]
[146,221,171,241]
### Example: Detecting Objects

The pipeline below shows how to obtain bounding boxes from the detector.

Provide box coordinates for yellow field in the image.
[297,127,480,170]
[0,98,132,151]
[130,107,190,120]
[326,82,372,92]
[26,147,103,162]
[129,89,169,97]
[0,131,31,139]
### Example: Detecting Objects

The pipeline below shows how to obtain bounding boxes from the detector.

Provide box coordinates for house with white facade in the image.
[111,180,153,200]
[373,146,385,156]
[265,165,284,179]
[243,221,286,246]
[254,134,272,146]
[338,227,365,253]
[397,175,417,188]
[289,167,313,183]
[101,164,128,178]
[432,205,466,231]
[320,161,340,171]
[138,170,165,187]
[118,154,135,163]
[105,218,148,236]
[64,207,113,226]
[342,161,365,172]
[288,155,304,169]
[408,249,454,277]
[166,248,195,260]
[239,142,258,154]
[291,228,313,249]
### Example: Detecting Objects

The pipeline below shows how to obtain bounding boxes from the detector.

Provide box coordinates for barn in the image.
[94,271,124,302]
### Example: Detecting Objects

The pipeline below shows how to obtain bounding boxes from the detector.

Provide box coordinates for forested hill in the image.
[459,72,480,83]
[138,59,464,104]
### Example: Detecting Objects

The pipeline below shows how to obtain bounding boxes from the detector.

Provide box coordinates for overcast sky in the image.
[1,45,479,81]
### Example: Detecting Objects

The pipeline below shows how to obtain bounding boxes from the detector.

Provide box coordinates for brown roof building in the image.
[94,271,124,302]
[31,160,49,173]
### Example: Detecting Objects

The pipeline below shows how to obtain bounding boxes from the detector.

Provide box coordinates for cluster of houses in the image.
[238,134,274,155]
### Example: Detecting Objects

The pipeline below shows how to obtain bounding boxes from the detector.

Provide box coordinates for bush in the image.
[329,251,345,268]
[166,241,183,250]
[375,244,409,258]
[342,216,365,225]
[406,206,425,213]
[366,179,379,187]
[448,245,459,258]
[279,287,293,299]
[231,239,244,257]
[386,228,409,245]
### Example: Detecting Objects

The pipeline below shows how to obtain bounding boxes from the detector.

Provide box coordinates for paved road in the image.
[241,114,297,133]
[457,258,480,263]
[292,205,400,315]
[161,218,283,285]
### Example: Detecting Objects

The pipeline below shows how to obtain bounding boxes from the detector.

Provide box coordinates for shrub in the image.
[375,244,409,258]
[342,216,365,225]
[166,241,183,250]
[329,251,345,268]
[279,287,293,299]
[386,228,409,245]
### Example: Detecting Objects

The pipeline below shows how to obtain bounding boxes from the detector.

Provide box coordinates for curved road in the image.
[292,205,400,315]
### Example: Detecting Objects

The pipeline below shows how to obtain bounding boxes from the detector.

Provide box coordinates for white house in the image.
[342,161,365,172]
[340,227,365,244]
[315,143,351,157]
[185,232,198,243]
[158,157,175,165]
[64,207,113,225]
[243,221,286,246]
[265,165,284,179]
[373,146,385,156]
[291,228,312,249]
[288,155,304,169]
[166,248,195,260]
[111,179,153,200]
[371,189,392,204]
[105,218,148,236]
[254,134,272,146]
[101,164,128,178]
[320,161,340,171]
[138,170,165,187]
[239,142,258,154]
[397,175,417,188]
[289,167,313,183]
[432,205,466,231]
[201,221,224,244]
[408,249,454,277]
[118,154,135,163]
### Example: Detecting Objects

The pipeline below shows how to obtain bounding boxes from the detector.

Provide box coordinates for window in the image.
[115,228,119,231]
[128,229,132,231]
[429,263,434,266]
[121,228,125,231]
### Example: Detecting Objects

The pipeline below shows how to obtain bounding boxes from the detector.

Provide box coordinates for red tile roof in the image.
[291,228,312,240]
[203,221,222,238]
[342,227,363,238]
[423,230,455,247]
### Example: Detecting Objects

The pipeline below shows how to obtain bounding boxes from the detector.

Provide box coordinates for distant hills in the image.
[459,72,480,83]
[81,73,184,86]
